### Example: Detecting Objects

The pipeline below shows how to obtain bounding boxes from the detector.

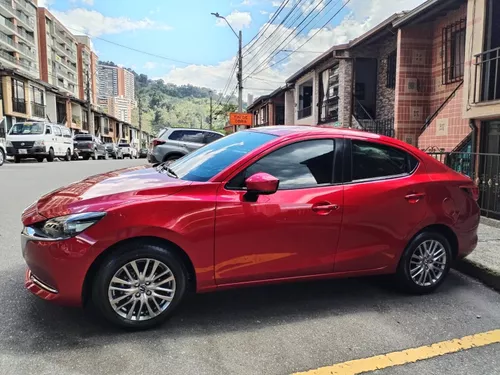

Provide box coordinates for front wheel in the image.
[396,231,452,294]
[93,149,98,160]
[64,149,71,161]
[91,243,188,330]
[0,148,5,166]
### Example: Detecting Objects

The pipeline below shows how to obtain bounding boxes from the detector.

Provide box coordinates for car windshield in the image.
[105,143,114,147]
[167,131,276,182]
[75,135,93,141]
[9,122,44,135]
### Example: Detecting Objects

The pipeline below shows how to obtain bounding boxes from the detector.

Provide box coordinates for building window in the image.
[11,78,26,113]
[319,65,339,124]
[31,86,45,118]
[386,50,397,88]
[442,18,466,84]
[298,79,313,119]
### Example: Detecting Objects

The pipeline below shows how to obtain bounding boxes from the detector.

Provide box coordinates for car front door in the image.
[45,125,55,154]
[53,126,63,155]
[214,138,344,284]
[334,138,428,273]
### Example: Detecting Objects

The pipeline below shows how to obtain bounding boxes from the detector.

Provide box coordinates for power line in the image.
[244,0,343,81]
[248,0,351,78]
[63,26,196,66]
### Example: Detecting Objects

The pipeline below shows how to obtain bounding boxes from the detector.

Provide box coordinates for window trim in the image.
[343,138,420,185]
[225,138,342,192]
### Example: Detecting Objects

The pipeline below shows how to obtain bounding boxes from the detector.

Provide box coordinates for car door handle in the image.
[405,193,426,203]
[312,202,339,214]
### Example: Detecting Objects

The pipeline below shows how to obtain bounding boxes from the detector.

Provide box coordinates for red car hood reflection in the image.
[33,166,191,220]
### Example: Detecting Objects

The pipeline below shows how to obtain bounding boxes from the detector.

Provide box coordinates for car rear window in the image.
[119,143,130,147]
[169,130,205,143]
[75,135,93,141]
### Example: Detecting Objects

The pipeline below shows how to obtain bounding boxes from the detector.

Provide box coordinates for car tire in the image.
[14,156,21,163]
[36,157,44,163]
[104,152,109,160]
[396,231,452,294]
[91,242,188,330]
[64,149,71,161]
[47,148,55,162]
[93,149,98,160]
[83,155,90,161]
[0,148,5,166]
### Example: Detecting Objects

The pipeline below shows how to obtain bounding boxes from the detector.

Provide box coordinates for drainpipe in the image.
[469,119,477,153]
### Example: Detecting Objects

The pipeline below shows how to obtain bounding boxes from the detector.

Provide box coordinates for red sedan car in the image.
[21,126,479,329]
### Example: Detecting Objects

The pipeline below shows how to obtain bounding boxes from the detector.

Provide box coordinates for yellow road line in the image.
[293,329,500,375]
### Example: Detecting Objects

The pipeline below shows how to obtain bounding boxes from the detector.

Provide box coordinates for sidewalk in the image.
[455,218,500,291]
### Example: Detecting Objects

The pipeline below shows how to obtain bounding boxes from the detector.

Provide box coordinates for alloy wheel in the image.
[107,258,176,321]
[409,240,447,287]
[0,149,4,165]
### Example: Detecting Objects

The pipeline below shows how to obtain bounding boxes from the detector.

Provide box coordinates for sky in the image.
[39,0,427,99]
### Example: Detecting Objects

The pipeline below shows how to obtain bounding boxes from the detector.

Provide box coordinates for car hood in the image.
[32,165,191,220]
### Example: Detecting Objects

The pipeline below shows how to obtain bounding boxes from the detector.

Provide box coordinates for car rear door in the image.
[334,138,429,273]
[214,137,345,284]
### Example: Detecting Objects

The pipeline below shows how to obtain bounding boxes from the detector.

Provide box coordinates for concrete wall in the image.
[45,92,57,123]
[294,71,316,125]
[284,89,295,125]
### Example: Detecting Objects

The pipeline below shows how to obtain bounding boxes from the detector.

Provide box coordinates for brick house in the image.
[284,14,403,134]
[247,86,286,126]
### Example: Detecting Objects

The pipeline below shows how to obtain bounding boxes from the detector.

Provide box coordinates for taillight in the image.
[461,185,479,201]
[152,139,165,147]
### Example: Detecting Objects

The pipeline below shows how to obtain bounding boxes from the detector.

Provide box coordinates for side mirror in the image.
[245,172,279,195]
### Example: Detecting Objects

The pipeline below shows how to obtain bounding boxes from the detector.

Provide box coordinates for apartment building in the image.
[75,35,98,104]
[0,0,38,78]
[37,7,78,97]
[97,63,135,101]
[105,96,133,123]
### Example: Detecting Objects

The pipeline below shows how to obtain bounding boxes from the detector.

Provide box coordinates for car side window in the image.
[351,140,418,181]
[204,132,223,144]
[63,128,71,138]
[228,140,335,190]
[169,130,204,144]
[45,126,52,135]
[53,126,62,136]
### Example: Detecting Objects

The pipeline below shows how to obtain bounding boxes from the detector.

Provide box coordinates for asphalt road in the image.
[0,159,499,375]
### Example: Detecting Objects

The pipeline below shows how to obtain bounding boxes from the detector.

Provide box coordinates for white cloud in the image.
[216,10,252,30]
[164,0,426,96]
[37,0,53,6]
[143,62,158,70]
[82,0,94,5]
[271,1,281,6]
[260,10,269,15]
[51,8,172,37]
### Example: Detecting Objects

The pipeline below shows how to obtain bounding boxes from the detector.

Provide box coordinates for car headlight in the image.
[6,140,13,147]
[34,140,45,146]
[29,212,106,240]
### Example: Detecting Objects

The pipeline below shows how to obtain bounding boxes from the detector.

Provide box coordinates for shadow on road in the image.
[0,266,471,355]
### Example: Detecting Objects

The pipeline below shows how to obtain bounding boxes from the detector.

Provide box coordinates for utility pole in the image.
[200,115,203,129]
[209,93,213,130]
[86,70,93,136]
[138,96,143,147]
[238,30,243,113]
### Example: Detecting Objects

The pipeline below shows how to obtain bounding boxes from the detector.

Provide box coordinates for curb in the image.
[454,259,500,292]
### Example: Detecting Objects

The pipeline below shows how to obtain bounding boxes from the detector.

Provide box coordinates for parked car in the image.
[21,127,479,330]
[119,142,137,159]
[138,148,148,159]
[73,134,107,160]
[105,143,123,159]
[0,137,5,167]
[148,128,224,164]
[6,122,73,163]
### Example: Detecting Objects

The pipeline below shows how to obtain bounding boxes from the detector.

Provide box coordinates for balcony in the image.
[474,47,500,103]
[297,106,312,120]
[0,16,15,34]
[31,102,45,118]
[15,0,34,16]
[0,49,16,64]
[0,0,15,18]
[0,30,14,49]
[18,43,35,60]
[13,98,26,113]
[15,10,34,31]
[16,26,34,45]
[56,68,77,84]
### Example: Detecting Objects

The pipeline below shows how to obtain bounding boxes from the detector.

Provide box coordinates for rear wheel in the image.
[0,148,4,166]
[64,149,71,161]
[47,148,55,162]
[396,231,452,294]
[36,157,44,163]
[92,149,98,160]
[91,242,188,330]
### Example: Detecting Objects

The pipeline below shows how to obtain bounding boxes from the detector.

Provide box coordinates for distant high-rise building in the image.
[97,64,135,101]
[0,0,39,78]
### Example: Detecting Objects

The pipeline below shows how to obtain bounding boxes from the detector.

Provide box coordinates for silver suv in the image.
[148,128,224,164]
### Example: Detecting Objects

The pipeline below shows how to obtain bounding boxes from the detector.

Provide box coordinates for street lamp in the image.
[211,12,243,113]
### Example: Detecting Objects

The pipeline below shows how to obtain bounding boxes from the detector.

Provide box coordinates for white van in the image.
[6,121,74,163]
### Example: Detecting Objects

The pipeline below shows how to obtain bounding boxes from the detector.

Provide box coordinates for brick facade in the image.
[374,35,397,120]
[394,3,469,150]
[338,59,353,127]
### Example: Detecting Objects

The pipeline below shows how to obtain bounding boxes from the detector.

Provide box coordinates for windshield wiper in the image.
[157,163,178,178]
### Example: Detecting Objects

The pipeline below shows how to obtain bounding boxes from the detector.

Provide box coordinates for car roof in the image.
[165,127,223,134]
[249,125,390,141]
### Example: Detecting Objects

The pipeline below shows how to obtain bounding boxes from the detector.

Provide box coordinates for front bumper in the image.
[22,232,94,306]
[7,146,47,157]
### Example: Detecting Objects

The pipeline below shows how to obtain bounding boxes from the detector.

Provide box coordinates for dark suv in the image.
[73,134,107,160]
[148,128,224,164]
